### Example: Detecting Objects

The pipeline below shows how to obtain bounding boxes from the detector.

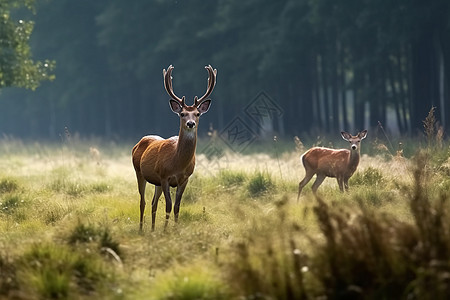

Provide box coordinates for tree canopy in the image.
[0,0,54,90]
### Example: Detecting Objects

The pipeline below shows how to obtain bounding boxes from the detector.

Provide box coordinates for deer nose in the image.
[351,144,357,150]
[186,121,196,128]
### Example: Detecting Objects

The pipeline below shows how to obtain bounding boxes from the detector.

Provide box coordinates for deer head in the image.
[341,130,367,151]
[163,65,217,131]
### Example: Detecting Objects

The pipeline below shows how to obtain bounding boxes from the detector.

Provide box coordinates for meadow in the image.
[0,132,449,299]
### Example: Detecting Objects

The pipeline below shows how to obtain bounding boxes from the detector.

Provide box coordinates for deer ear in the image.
[341,131,352,141]
[359,130,368,139]
[197,99,211,115]
[169,99,183,114]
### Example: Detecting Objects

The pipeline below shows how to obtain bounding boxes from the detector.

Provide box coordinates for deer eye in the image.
[180,113,185,117]
[196,113,201,117]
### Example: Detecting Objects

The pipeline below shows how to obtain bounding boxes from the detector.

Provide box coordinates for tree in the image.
[0,0,54,90]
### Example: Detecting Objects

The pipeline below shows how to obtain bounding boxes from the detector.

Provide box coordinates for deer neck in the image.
[176,127,197,166]
[347,149,360,173]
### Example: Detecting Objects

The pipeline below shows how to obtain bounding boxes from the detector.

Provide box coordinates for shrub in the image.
[218,170,246,188]
[225,197,310,299]
[0,194,24,215]
[311,152,450,299]
[246,171,274,197]
[350,167,384,187]
[0,178,19,194]
[68,223,98,244]
[49,178,86,197]
[152,264,229,300]
[225,153,450,299]
[19,243,110,298]
[68,223,121,257]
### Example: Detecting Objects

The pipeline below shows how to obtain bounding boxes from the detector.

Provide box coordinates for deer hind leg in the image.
[136,173,147,232]
[161,181,172,231]
[337,177,345,192]
[311,174,326,194]
[151,185,162,231]
[297,169,315,201]
[174,179,188,223]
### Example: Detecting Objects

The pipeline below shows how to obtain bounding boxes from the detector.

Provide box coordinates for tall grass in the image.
[224,150,450,299]
[0,136,450,299]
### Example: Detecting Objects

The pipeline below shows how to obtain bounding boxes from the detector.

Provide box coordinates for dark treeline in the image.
[1,0,449,141]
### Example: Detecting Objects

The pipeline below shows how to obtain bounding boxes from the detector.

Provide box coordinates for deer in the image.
[132,64,217,231]
[297,130,367,200]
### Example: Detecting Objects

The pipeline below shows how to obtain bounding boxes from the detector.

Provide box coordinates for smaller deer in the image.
[297,130,367,199]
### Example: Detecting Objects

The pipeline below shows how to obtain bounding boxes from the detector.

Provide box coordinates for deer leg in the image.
[344,178,350,192]
[297,170,315,201]
[137,173,147,232]
[151,185,162,231]
[311,174,326,194]
[174,179,188,223]
[161,181,172,231]
[337,177,345,192]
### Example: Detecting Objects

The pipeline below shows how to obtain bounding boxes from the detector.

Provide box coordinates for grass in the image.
[0,134,449,299]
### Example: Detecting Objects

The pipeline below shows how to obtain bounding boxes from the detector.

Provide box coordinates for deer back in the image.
[303,147,353,177]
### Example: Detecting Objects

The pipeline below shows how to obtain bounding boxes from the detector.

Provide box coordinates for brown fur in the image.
[297,130,367,200]
[132,65,216,231]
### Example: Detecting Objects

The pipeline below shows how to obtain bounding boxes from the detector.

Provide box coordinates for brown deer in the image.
[297,130,367,200]
[132,65,217,231]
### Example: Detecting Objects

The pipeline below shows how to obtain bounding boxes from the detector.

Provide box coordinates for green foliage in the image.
[223,155,450,299]
[311,154,450,299]
[1,142,450,298]
[68,223,98,244]
[44,206,67,225]
[218,170,247,188]
[0,178,19,194]
[0,0,55,90]
[246,171,274,197]
[89,182,110,193]
[19,243,110,298]
[49,178,110,197]
[68,223,121,257]
[179,207,209,223]
[152,264,230,300]
[225,196,311,299]
[0,194,23,215]
[350,167,385,187]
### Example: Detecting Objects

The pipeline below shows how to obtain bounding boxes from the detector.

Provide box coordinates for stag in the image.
[132,65,217,231]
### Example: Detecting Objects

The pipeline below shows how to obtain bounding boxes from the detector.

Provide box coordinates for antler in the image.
[194,65,217,106]
[163,65,185,105]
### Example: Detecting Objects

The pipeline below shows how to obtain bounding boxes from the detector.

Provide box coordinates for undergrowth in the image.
[224,150,450,299]
[0,134,449,299]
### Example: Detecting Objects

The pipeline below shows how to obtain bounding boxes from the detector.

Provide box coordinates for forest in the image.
[1,0,450,142]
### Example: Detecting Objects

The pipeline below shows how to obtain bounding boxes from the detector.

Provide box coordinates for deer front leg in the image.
[174,179,189,223]
[344,178,350,192]
[337,176,345,192]
[136,173,147,232]
[161,181,172,231]
[151,185,162,231]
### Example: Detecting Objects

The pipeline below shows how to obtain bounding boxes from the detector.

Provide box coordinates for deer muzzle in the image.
[186,121,196,129]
